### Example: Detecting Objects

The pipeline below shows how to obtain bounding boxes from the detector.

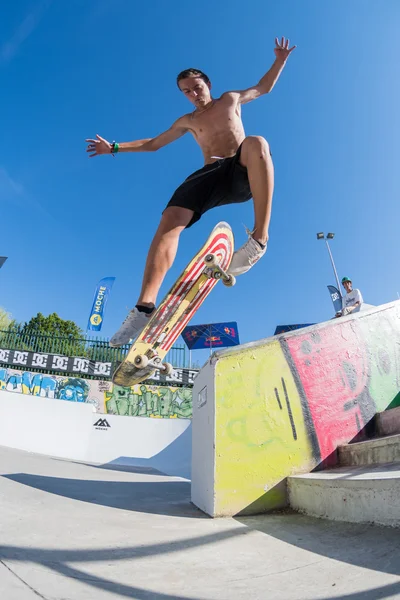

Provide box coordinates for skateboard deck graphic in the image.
[112,221,234,387]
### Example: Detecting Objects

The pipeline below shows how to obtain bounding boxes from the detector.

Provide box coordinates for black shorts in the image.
[165,143,252,228]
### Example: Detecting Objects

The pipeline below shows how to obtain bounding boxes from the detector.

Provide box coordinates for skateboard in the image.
[112,221,235,387]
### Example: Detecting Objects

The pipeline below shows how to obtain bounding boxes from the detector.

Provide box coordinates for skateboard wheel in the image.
[162,362,174,375]
[222,274,236,287]
[134,354,149,368]
[204,253,218,267]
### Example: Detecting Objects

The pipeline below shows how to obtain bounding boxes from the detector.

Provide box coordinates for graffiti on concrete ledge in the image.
[213,302,400,515]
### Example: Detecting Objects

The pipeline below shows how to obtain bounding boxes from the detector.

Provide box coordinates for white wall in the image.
[0,391,191,478]
[0,393,95,460]
[87,413,192,479]
[191,358,216,514]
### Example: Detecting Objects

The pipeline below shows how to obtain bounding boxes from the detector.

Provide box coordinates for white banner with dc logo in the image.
[87,277,115,332]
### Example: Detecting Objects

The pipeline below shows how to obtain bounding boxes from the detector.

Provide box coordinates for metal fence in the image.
[0,327,189,369]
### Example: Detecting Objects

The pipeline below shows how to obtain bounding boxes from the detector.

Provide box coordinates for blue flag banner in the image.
[182,322,240,350]
[274,324,315,335]
[87,277,115,332]
[327,285,342,313]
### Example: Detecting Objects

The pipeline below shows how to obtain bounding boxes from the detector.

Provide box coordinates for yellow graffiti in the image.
[214,340,315,516]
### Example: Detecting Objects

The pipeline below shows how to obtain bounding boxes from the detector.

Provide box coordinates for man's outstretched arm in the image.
[235,37,296,105]
[86,117,188,157]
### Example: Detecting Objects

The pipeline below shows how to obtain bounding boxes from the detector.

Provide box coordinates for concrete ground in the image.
[0,446,399,600]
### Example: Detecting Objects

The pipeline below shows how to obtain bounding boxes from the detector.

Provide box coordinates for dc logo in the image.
[0,349,10,362]
[94,362,112,376]
[32,353,49,368]
[90,314,103,326]
[52,356,68,370]
[73,358,89,373]
[13,351,29,365]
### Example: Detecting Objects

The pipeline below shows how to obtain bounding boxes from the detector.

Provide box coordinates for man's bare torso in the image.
[180,93,246,164]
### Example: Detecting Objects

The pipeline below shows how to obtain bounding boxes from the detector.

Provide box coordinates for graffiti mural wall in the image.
[0,368,193,418]
[210,301,400,516]
[0,367,104,411]
[104,383,193,419]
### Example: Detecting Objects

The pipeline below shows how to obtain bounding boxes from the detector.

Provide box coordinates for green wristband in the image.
[113,142,119,154]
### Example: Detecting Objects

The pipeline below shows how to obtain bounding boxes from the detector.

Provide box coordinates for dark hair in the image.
[176,68,210,88]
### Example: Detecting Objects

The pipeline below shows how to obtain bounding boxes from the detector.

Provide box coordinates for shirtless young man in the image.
[86,37,296,347]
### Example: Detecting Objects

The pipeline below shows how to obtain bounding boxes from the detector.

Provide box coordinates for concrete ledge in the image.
[288,463,400,527]
[191,300,400,517]
[377,406,400,437]
[338,434,400,466]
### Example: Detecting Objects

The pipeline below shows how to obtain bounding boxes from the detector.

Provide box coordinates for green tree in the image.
[20,312,85,355]
[0,306,12,330]
[22,312,83,337]
[0,307,19,349]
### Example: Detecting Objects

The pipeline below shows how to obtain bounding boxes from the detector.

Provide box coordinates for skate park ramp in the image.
[191,300,400,517]
[0,390,192,480]
[0,303,400,597]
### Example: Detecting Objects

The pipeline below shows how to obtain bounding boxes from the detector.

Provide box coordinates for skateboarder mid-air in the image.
[86,37,296,347]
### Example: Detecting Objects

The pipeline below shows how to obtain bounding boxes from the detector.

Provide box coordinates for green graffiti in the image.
[105,384,192,419]
[358,313,400,412]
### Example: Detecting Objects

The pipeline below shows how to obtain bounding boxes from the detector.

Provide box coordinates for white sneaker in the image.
[109,306,155,347]
[228,228,267,276]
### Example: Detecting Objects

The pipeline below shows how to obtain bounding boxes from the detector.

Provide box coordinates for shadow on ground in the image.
[3,473,204,518]
[0,527,248,600]
[236,510,400,584]
[51,458,171,477]
[1,516,399,600]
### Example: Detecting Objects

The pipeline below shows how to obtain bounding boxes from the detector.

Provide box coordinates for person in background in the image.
[336,277,364,317]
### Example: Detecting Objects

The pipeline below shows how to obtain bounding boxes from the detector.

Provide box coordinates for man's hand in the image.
[343,305,358,316]
[86,134,112,158]
[274,37,296,63]
[237,36,296,102]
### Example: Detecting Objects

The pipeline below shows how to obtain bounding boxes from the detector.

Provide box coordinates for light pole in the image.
[316,233,341,292]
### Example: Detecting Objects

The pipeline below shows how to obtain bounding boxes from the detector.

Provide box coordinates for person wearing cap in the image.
[336,277,364,317]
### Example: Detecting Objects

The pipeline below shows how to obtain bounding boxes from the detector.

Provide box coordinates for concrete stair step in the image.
[288,462,400,527]
[376,406,400,437]
[338,433,400,467]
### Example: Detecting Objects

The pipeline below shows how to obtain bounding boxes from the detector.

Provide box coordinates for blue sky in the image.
[1,0,400,360]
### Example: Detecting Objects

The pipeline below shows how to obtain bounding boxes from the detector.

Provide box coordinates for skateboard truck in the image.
[204,253,236,287]
[133,353,174,376]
